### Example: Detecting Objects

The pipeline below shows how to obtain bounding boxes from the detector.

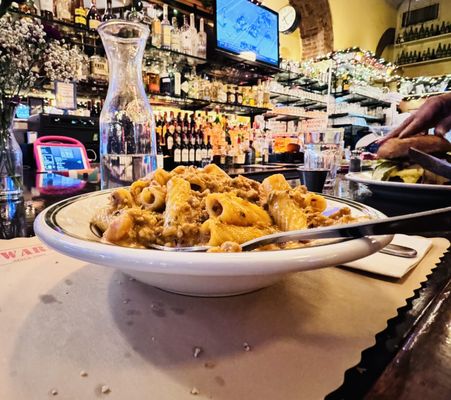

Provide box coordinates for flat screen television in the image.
[215,0,279,68]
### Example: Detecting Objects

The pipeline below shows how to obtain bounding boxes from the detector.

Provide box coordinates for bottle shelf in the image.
[334,92,392,108]
[149,93,270,115]
[329,113,385,123]
[394,32,451,47]
[11,9,207,66]
[274,72,329,94]
[403,90,450,100]
[398,56,451,68]
[263,112,323,121]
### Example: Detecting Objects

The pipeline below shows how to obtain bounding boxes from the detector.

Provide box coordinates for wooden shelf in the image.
[398,56,451,68]
[394,32,451,48]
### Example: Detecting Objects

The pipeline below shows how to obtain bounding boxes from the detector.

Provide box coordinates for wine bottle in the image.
[159,61,172,95]
[418,24,425,39]
[102,0,114,21]
[195,130,204,166]
[40,0,53,20]
[437,43,442,58]
[206,135,213,159]
[87,0,102,30]
[173,134,182,167]
[181,133,189,166]
[188,133,195,165]
[161,4,172,49]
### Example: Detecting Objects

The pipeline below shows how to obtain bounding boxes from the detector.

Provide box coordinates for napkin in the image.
[343,234,433,278]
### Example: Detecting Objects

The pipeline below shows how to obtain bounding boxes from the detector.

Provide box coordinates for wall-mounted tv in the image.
[215,0,279,68]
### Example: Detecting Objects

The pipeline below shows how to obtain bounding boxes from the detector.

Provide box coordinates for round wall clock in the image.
[278,5,300,34]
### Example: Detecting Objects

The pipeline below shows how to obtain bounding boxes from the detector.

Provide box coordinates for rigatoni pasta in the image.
[92,166,359,252]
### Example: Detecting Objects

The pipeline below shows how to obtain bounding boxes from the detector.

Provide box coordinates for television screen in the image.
[215,0,279,67]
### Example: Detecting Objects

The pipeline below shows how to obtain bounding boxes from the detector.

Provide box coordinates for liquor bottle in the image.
[90,53,109,82]
[148,63,160,93]
[431,48,436,59]
[161,4,172,49]
[180,15,191,55]
[181,133,189,166]
[142,5,153,25]
[227,85,236,104]
[56,0,72,21]
[189,13,198,56]
[171,17,181,52]
[151,7,162,48]
[40,0,54,20]
[159,61,172,95]
[127,0,142,22]
[424,25,430,38]
[74,0,87,27]
[20,0,38,15]
[87,0,102,30]
[173,134,182,166]
[102,0,114,21]
[440,21,446,34]
[197,18,207,59]
[173,65,181,97]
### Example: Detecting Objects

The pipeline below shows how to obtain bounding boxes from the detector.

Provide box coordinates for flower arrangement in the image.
[0,10,83,198]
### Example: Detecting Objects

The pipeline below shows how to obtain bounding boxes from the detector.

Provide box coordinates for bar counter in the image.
[0,165,450,400]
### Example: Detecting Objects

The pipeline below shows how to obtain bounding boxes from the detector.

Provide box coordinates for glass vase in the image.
[98,20,157,190]
[0,100,23,200]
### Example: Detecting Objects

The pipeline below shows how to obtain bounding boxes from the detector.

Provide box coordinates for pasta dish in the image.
[91,165,358,252]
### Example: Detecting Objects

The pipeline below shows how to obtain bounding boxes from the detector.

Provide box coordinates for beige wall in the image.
[263,0,302,61]
[265,0,398,61]
[329,0,397,52]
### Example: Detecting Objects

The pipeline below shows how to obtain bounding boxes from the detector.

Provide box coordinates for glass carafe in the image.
[98,20,157,189]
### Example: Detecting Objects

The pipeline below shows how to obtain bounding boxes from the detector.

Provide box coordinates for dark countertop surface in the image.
[1,165,450,400]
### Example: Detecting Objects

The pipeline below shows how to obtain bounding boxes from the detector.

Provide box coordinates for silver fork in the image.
[150,206,451,256]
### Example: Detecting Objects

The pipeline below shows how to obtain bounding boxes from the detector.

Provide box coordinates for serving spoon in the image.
[149,206,451,255]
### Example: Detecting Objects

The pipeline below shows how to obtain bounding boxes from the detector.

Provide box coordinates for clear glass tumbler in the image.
[98,20,157,189]
[303,131,343,188]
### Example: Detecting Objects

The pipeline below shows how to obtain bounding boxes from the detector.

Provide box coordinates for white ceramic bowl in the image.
[34,190,392,296]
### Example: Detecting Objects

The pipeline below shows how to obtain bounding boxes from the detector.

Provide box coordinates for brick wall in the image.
[289,0,334,59]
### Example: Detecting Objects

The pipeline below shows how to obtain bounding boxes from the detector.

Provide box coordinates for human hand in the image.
[378,92,451,144]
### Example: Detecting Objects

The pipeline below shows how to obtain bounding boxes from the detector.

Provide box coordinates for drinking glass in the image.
[303,131,343,188]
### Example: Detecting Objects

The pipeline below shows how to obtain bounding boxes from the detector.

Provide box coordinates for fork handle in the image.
[241,206,451,251]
